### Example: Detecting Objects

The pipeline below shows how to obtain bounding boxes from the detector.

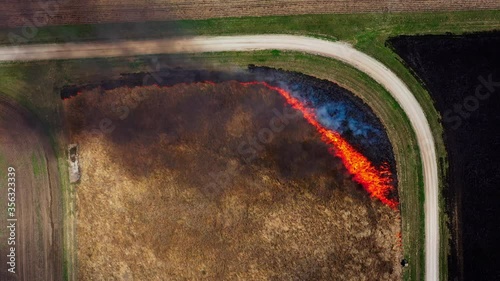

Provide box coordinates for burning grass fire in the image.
[241,81,397,209]
[63,76,397,208]
[65,78,403,280]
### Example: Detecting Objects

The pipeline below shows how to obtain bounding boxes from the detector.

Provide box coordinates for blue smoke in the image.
[315,102,382,145]
[282,82,384,146]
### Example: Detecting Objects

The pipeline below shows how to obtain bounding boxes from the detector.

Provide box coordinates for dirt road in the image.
[0,35,439,281]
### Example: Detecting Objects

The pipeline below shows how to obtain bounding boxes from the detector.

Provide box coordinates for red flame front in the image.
[241,81,398,209]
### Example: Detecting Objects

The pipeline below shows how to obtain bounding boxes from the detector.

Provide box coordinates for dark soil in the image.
[387,31,500,281]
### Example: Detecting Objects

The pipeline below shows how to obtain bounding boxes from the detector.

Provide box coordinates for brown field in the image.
[65,82,402,280]
[0,96,63,281]
[0,0,499,27]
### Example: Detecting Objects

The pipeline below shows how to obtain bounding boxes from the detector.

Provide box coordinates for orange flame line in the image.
[242,81,398,209]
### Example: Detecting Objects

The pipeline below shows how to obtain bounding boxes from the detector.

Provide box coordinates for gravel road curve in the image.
[0,35,439,281]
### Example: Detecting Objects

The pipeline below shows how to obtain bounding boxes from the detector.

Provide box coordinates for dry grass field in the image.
[0,96,63,281]
[65,82,402,280]
[0,0,499,27]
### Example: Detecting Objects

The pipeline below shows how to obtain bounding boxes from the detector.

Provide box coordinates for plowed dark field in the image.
[0,96,63,281]
[388,31,500,281]
[0,0,499,28]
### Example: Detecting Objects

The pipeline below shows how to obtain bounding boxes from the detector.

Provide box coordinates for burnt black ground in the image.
[388,32,500,281]
[61,66,397,190]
